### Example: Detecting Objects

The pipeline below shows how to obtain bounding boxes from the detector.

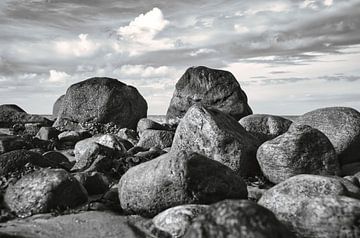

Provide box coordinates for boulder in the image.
[0,104,51,128]
[258,174,360,233]
[53,77,147,130]
[137,129,175,149]
[137,118,168,135]
[294,196,360,238]
[294,107,360,165]
[239,114,292,143]
[0,135,27,154]
[171,105,261,177]
[52,94,65,119]
[0,211,144,238]
[96,134,127,153]
[153,204,209,238]
[184,199,294,238]
[257,123,340,184]
[35,127,60,141]
[42,151,73,170]
[166,66,252,123]
[4,168,88,216]
[118,150,248,217]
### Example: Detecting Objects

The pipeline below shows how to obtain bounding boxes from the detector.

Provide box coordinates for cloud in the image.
[116,64,178,79]
[189,48,217,57]
[55,34,100,57]
[48,70,70,83]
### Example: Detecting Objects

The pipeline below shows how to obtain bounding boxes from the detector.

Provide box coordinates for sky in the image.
[0,0,360,115]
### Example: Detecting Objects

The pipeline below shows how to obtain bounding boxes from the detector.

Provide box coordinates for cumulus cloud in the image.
[116,64,177,79]
[48,70,70,83]
[55,34,100,57]
[189,48,217,57]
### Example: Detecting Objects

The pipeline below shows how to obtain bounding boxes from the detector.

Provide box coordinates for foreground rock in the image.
[152,204,209,238]
[295,107,360,165]
[0,104,52,128]
[4,168,88,217]
[53,77,147,131]
[0,211,144,238]
[184,199,294,238]
[171,105,261,177]
[257,123,340,183]
[118,150,248,217]
[258,174,360,234]
[166,66,252,123]
[137,129,175,149]
[239,114,292,143]
[295,196,360,238]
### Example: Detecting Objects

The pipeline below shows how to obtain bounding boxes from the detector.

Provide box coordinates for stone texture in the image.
[118,150,248,217]
[0,211,144,238]
[137,118,167,135]
[258,174,360,233]
[166,66,252,123]
[53,77,147,130]
[42,151,73,170]
[4,168,88,216]
[171,105,261,177]
[35,127,60,141]
[52,94,65,119]
[184,199,294,238]
[295,107,360,164]
[239,114,292,143]
[257,123,340,183]
[137,129,175,149]
[153,204,209,238]
[0,135,27,154]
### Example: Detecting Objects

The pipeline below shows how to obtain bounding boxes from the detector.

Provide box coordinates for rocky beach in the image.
[0,66,360,238]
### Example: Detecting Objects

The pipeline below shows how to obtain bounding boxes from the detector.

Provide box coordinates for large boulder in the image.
[118,150,248,217]
[0,104,52,128]
[294,107,360,165]
[257,123,340,184]
[4,168,88,216]
[239,114,292,143]
[184,199,294,238]
[258,174,360,234]
[52,94,65,119]
[166,66,252,123]
[53,77,147,130]
[294,196,360,238]
[171,105,261,177]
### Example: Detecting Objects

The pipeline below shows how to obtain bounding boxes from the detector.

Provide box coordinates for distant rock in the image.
[171,105,261,177]
[239,114,292,143]
[0,104,52,128]
[295,107,360,165]
[53,77,147,131]
[257,123,340,183]
[153,204,210,237]
[166,66,252,124]
[137,129,175,149]
[4,168,88,216]
[52,94,65,119]
[184,199,294,238]
[118,150,248,217]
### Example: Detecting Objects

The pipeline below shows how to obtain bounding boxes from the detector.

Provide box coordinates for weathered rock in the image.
[239,114,292,143]
[52,94,65,119]
[258,174,360,233]
[73,171,109,195]
[171,105,261,177]
[42,151,73,170]
[0,135,27,154]
[166,66,252,123]
[295,107,360,164]
[24,123,43,136]
[0,104,52,128]
[35,127,60,141]
[118,150,248,217]
[53,77,147,130]
[137,118,167,135]
[184,199,294,238]
[257,123,340,184]
[0,149,54,176]
[0,211,144,238]
[153,204,209,238]
[4,168,88,216]
[117,128,139,146]
[96,134,127,154]
[58,130,90,144]
[293,196,360,238]
[137,129,175,149]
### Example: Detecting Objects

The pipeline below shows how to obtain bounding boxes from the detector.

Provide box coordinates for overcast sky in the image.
[1,0,360,115]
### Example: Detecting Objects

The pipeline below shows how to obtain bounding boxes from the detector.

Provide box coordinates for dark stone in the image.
[184,199,294,238]
[35,127,60,141]
[166,66,252,124]
[73,171,109,195]
[117,128,139,146]
[171,105,261,177]
[0,135,27,154]
[4,168,88,216]
[42,151,73,171]
[118,150,248,217]
[53,77,147,130]
[294,107,360,165]
[257,123,340,184]
[239,114,292,143]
